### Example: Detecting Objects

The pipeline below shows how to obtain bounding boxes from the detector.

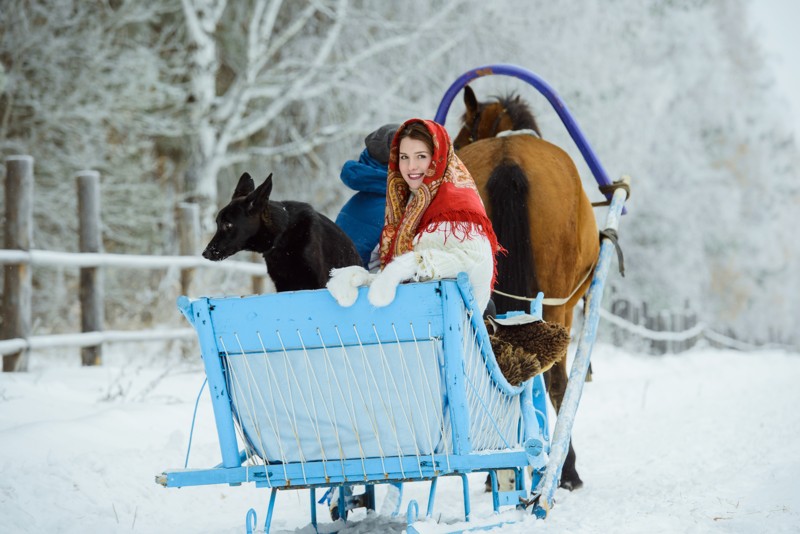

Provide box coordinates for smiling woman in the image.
[327,118,503,312]
[397,122,435,191]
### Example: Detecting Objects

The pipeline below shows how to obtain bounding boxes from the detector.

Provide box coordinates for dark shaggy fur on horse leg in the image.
[560,444,583,490]
[489,321,570,386]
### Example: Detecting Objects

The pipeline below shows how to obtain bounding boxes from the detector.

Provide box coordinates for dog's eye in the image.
[223,222,233,231]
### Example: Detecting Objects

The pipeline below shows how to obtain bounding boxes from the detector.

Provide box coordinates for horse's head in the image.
[453,86,541,151]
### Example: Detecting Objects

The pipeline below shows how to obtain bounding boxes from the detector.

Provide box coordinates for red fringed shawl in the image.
[379,118,503,286]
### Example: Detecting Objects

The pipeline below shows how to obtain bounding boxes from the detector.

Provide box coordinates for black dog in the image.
[203,172,361,292]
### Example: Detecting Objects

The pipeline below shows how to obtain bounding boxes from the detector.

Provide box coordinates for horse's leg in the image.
[543,305,584,491]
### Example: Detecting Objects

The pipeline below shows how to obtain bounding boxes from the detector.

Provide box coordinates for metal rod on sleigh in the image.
[433,63,625,212]
[434,64,631,517]
[535,177,629,516]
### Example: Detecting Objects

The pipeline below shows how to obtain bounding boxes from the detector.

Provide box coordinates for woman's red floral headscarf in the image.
[378,118,502,285]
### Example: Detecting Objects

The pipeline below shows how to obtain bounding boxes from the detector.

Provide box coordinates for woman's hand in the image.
[368,252,418,307]
[327,266,374,307]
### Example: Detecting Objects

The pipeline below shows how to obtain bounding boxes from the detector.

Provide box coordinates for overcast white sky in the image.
[750,0,800,134]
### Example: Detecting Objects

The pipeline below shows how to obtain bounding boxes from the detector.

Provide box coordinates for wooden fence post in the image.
[2,156,34,372]
[77,171,103,366]
[177,202,200,296]
[251,252,265,294]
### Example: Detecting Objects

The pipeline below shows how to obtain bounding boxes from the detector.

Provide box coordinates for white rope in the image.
[391,326,430,475]
[342,325,374,480]
[465,317,501,449]
[462,318,521,450]
[274,331,311,485]
[464,372,512,449]
[492,261,594,307]
[230,335,269,462]
[295,332,332,481]
[392,324,437,472]
[579,301,792,350]
[298,329,367,479]
[590,304,706,341]
[336,325,386,480]
[372,324,425,478]
[462,319,490,449]
[231,334,273,487]
[408,322,446,471]
[349,326,406,479]
[321,330,349,478]
[341,327,393,476]
[255,332,291,483]
[428,323,452,471]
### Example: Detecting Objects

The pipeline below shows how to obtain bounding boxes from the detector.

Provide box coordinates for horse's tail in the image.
[486,162,539,315]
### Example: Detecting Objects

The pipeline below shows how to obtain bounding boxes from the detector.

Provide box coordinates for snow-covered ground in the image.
[1,342,798,533]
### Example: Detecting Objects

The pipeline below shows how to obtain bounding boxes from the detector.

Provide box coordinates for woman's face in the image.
[398,137,432,191]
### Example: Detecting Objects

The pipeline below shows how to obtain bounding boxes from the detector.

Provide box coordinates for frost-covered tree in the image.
[179,0,484,222]
[1,0,797,347]
[0,0,190,331]
[444,0,800,346]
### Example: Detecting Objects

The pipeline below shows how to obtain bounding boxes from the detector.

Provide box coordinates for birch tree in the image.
[179,0,483,221]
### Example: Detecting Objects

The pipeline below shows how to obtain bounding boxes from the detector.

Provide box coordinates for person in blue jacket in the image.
[328,123,399,520]
[335,123,399,269]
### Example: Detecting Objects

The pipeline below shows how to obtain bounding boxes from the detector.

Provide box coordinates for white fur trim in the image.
[327,265,374,307]
[496,128,540,139]
[369,223,494,310]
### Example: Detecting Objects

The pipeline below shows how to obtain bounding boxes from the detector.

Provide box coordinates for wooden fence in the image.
[3,156,789,371]
[606,296,701,354]
[1,155,267,371]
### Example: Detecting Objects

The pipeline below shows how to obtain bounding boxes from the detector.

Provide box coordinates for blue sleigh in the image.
[156,64,629,532]
[160,273,553,532]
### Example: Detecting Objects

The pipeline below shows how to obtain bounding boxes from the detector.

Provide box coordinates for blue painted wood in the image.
[536,180,630,515]
[264,488,278,533]
[309,488,317,529]
[160,449,533,489]
[441,281,472,456]
[190,298,241,469]
[454,273,526,397]
[204,281,445,354]
[433,64,614,197]
[459,474,471,521]
[426,477,439,518]
[169,275,555,530]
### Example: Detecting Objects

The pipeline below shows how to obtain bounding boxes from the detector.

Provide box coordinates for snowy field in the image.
[1,342,798,533]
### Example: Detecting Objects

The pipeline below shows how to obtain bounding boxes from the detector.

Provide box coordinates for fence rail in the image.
[0,328,195,357]
[592,297,793,353]
[3,156,790,369]
[1,155,267,371]
[0,249,266,273]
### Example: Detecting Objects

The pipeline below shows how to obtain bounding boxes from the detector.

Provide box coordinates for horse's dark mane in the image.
[493,93,541,136]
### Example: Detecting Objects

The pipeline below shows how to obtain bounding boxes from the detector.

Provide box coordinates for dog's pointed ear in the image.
[246,173,273,215]
[464,85,478,114]
[233,172,255,199]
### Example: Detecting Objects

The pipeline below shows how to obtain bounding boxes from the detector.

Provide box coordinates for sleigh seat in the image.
[157,273,550,532]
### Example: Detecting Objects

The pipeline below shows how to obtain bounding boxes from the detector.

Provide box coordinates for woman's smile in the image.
[398,137,432,191]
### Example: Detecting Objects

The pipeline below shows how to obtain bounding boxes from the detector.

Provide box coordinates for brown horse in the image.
[454,86,599,490]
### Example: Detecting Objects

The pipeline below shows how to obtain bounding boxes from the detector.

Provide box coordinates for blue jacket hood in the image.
[339,149,388,195]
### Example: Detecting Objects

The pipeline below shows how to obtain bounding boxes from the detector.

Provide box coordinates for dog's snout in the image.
[202,246,217,260]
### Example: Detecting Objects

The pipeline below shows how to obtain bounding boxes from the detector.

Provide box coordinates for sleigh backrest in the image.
[178,274,537,483]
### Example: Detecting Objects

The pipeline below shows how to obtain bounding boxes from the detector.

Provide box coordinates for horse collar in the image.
[496,129,540,139]
[469,107,508,142]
